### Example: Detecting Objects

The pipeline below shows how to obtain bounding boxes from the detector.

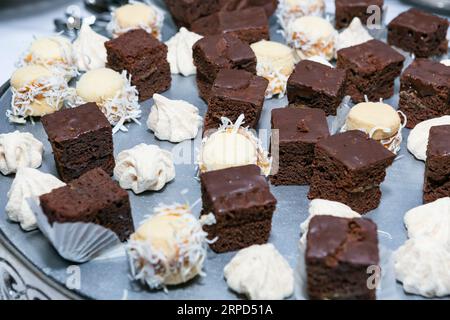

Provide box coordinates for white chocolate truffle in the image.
[441,59,450,67]
[299,199,360,247]
[404,197,450,252]
[0,131,43,175]
[74,68,141,132]
[110,3,163,39]
[9,65,67,122]
[345,102,401,140]
[198,116,271,175]
[127,204,209,289]
[114,143,175,194]
[147,94,202,143]
[6,168,65,231]
[166,27,203,77]
[335,18,373,54]
[250,40,295,98]
[286,16,337,61]
[277,0,325,29]
[394,237,450,298]
[73,18,109,71]
[224,244,294,300]
[407,116,450,161]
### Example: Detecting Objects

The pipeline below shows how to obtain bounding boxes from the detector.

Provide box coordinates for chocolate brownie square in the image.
[200,164,277,253]
[399,59,450,129]
[105,29,171,101]
[193,33,256,101]
[337,39,404,103]
[41,103,114,182]
[164,0,221,28]
[205,69,268,130]
[308,130,395,213]
[270,107,330,185]
[335,0,384,29]
[287,60,347,116]
[191,7,269,44]
[424,125,450,203]
[40,168,134,242]
[220,0,278,17]
[306,215,379,300]
[388,8,449,58]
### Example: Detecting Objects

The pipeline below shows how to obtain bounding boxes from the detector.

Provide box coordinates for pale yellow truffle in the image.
[26,36,73,64]
[251,40,295,76]
[11,65,62,116]
[346,102,401,140]
[115,3,157,30]
[76,68,124,103]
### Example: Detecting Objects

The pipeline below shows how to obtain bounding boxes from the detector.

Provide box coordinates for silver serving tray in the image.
[0,5,448,300]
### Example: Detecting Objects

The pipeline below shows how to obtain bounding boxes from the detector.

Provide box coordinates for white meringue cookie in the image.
[335,18,373,54]
[404,197,450,252]
[166,27,203,76]
[6,168,65,231]
[147,94,202,143]
[0,131,44,175]
[114,143,175,194]
[224,244,294,300]
[394,237,450,298]
[73,18,109,71]
[441,59,450,67]
[407,116,450,161]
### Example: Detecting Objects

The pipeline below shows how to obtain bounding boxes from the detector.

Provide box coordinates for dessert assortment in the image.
[0,0,449,300]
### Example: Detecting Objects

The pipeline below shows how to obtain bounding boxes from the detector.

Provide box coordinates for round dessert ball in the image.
[251,40,295,76]
[27,36,73,63]
[292,16,335,39]
[76,68,124,103]
[346,102,401,140]
[115,3,157,30]
[11,65,61,116]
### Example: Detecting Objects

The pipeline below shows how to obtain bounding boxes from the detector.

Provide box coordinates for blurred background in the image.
[0,0,449,83]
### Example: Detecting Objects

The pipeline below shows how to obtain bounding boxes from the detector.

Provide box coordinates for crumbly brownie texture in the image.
[399,59,450,129]
[270,107,330,185]
[335,0,384,29]
[424,125,450,203]
[387,8,449,58]
[220,0,278,17]
[306,215,379,300]
[308,130,396,213]
[200,164,277,253]
[105,29,171,101]
[337,39,404,103]
[287,60,347,116]
[193,33,256,101]
[206,69,268,129]
[41,103,114,182]
[164,0,222,28]
[40,168,134,242]
[191,7,269,44]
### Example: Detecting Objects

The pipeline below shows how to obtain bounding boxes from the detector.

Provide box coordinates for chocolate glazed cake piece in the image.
[306,215,379,300]
[220,0,278,17]
[191,7,269,44]
[40,168,134,242]
[205,69,268,130]
[424,125,450,204]
[335,0,384,29]
[336,39,404,103]
[193,33,257,101]
[287,60,347,116]
[399,59,450,129]
[308,130,395,213]
[200,165,277,253]
[163,0,222,28]
[105,29,171,101]
[270,107,330,185]
[41,103,114,182]
[388,8,449,58]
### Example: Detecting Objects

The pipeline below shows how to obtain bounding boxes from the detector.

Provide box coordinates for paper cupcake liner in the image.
[28,198,121,263]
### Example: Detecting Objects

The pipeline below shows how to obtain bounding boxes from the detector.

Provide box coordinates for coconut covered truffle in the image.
[8,65,70,123]
[71,67,141,133]
[277,0,325,29]
[18,35,77,80]
[127,203,212,289]
[250,40,296,99]
[108,2,163,39]
[285,16,337,60]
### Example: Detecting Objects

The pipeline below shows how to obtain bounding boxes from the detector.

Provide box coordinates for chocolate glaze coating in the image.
[401,59,450,97]
[428,125,450,157]
[388,8,449,34]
